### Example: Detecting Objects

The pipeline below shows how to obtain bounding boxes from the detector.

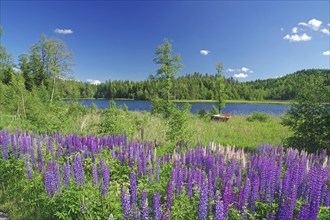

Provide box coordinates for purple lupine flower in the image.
[73,154,85,186]
[29,148,36,168]
[198,180,208,220]
[214,191,225,220]
[62,162,71,187]
[37,142,44,172]
[52,161,61,192]
[296,204,309,220]
[165,180,174,213]
[249,172,260,213]
[148,166,153,185]
[47,138,54,158]
[153,192,162,220]
[162,210,170,220]
[1,129,10,160]
[236,166,242,188]
[92,163,99,186]
[156,159,160,183]
[131,203,140,220]
[222,182,232,217]
[121,187,131,220]
[208,169,214,199]
[240,177,251,211]
[176,168,183,195]
[308,166,327,220]
[130,171,137,204]
[26,155,33,179]
[100,163,110,197]
[56,145,62,159]
[44,171,54,198]
[11,133,18,159]
[140,192,149,220]
[186,168,193,197]
[324,183,330,207]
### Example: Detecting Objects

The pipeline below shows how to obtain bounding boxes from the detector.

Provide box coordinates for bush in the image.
[166,103,191,143]
[282,77,330,153]
[198,109,208,118]
[209,105,219,115]
[246,112,270,122]
[151,99,176,118]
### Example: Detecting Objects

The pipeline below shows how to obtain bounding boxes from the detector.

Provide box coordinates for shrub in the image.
[198,109,208,118]
[209,105,219,115]
[166,103,191,143]
[282,77,330,152]
[246,112,270,122]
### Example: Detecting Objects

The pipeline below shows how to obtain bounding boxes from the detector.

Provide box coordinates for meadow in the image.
[0,102,290,151]
[2,101,329,220]
[1,128,329,220]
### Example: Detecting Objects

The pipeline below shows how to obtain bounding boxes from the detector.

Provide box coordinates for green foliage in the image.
[282,76,330,152]
[151,38,183,101]
[318,206,330,220]
[166,103,192,143]
[246,112,270,122]
[216,63,227,113]
[99,101,134,136]
[209,105,219,115]
[171,190,199,219]
[254,201,278,219]
[151,99,176,118]
[198,109,208,118]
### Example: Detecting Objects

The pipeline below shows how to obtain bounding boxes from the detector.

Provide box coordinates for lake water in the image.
[71,99,291,115]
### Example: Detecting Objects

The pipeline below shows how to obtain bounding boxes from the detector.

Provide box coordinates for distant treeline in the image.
[91,69,330,101]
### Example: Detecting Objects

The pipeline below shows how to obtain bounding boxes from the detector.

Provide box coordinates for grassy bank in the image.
[0,107,290,150]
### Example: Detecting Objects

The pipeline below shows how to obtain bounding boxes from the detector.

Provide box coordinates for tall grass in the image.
[0,107,290,150]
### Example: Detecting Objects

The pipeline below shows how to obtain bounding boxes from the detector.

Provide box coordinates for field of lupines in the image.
[1,129,330,220]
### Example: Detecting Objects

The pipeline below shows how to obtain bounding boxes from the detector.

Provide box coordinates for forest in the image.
[93,69,330,101]
[0,31,329,102]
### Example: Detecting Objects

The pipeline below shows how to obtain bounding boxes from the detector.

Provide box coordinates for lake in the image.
[71,99,291,115]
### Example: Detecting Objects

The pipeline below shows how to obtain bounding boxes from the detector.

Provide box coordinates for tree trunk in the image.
[50,76,56,101]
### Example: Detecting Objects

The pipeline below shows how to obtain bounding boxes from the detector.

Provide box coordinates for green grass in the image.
[99,111,290,149]
[187,115,290,149]
[0,108,290,150]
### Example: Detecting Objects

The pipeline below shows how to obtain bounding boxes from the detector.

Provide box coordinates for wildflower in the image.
[73,154,85,186]
[153,192,162,220]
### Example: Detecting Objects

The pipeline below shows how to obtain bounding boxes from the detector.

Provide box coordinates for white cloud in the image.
[320,28,330,35]
[227,68,235,72]
[322,51,330,56]
[87,79,101,85]
[298,22,308,27]
[328,23,330,26]
[280,27,284,31]
[234,73,248,78]
[292,27,298,33]
[54,28,73,34]
[200,50,210,55]
[241,67,249,72]
[308,19,322,31]
[283,33,312,42]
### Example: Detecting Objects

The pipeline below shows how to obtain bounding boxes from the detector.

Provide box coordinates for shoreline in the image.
[63,98,292,105]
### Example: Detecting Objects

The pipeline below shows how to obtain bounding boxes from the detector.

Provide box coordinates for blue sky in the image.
[1,1,329,83]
